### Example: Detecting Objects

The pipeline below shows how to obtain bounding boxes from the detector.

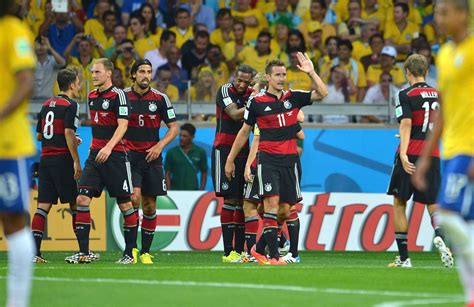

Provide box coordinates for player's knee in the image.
[277,210,289,223]
[131,193,141,209]
[37,202,52,212]
[142,196,157,215]
[224,198,240,205]
[76,195,91,207]
[243,201,257,217]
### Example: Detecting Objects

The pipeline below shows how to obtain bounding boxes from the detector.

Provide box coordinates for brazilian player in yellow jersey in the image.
[412,0,474,305]
[0,0,37,306]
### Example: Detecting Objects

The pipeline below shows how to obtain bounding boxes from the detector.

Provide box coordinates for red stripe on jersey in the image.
[42,97,71,107]
[41,118,65,135]
[257,111,299,129]
[397,139,439,157]
[91,139,126,152]
[124,140,156,153]
[215,106,232,120]
[90,110,118,126]
[407,87,438,97]
[41,146,70,156]
[411,110,425,126]
[127,114,162,128]
[213,132,238,147]
[259,140,297,155]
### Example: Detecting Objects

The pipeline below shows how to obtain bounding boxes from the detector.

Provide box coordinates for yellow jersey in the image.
[437,35,474,159]
[286,69,312,91]
[384,20,420,60]
[69,57,94,100]
[231,8,268,42]
[189,86,212,102]
[366,64,406,87]
[0,16,37,158]
[222,41,248,61]
[133,37,158,59]
[210,28,235,51]
[84,19,115,50]
[115,59,135,88]
[208,63,230,87]
[169,26,193,49]
[238,46,277,73]
[351,40,372,61]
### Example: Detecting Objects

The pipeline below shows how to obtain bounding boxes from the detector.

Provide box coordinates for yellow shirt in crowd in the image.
[384,21,420,61]
[210,28,235,51]
[231,8,268,42]
[286,69,313,91]
[169,26,193,49]
[366,64,406,87]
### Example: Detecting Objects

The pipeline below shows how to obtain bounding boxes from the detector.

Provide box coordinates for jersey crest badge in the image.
[222,182,229,191]
[149,102,157,112]
[102,99,110,110]
[49,100,56,107]
[264,183,272,192]
[283,100,292,109]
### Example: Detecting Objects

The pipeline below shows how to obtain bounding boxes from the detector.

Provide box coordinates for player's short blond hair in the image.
[92,58,114,72]
[404,54,428,78]
[251,72,268,88]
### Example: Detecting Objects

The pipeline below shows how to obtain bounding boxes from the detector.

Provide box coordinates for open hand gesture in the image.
[296,52,314,74]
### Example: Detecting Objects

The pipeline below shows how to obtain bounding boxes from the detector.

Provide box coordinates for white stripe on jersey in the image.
[112,87,128,106]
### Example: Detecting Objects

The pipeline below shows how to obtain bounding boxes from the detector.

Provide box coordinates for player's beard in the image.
[138,79,150,90]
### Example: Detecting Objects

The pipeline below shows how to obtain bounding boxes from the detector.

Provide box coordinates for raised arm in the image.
[296,52,328,101]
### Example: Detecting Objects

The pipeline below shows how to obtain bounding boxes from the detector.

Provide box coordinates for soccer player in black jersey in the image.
[124,59,178,264]
[73,58,137,264]
[387,54,452,268]
[32,68,82,263]
[212,64,255,262]
[225,54,327,265]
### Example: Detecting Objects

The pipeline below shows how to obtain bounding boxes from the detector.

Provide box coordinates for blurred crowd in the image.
[27,0,442,123]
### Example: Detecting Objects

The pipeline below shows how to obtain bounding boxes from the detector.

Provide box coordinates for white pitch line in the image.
[374,297,465,306]
[0,276,460,299]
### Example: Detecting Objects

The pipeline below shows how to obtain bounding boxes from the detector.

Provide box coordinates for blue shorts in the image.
[0,158,32,213]
[438,155,474,221]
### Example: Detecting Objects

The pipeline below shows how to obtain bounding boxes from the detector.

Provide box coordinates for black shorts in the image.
[387,154,440,204]
[243,166,260,203]
[38,155,78,204]
[129,151,166,197]
[211,146,246,199]
[257,162,302,205]
[78,150,132,199]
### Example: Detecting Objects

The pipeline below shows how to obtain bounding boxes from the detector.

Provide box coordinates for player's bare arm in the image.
[295,52,328,101]
[244,133,259,183]
[95,118,128,163]
[146,121,179,162]
[412,104,444,190]
[225,123,252,180]
[224,103,245,121]
[399,118,416,175]
[0,70,34,121]
[65,128,82,180]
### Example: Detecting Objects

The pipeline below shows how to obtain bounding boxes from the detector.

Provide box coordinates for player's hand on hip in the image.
[244,165,253,183]
[73,161,82,181]
[400,154,416,175]
[145,144,163,162]
[95,146,112,163]
[225,160,235,181]
[412,157,430,191]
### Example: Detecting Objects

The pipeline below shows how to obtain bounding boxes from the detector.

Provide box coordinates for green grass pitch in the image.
[0,251,464,306]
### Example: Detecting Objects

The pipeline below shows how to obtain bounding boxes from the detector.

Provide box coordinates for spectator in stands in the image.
[180,0,216,32]
[181,23,209,55]
[158,46,188,98]
[33,36,66,99]
[321,39,367,102]
[384,2,420,61]
[114,39,137,88]
[38,2,84,57]
[169,8,193,49]
[121,0,145,25]
[338,0,378,42]
[417,44,437,87]
[366,46,406,88]
[152,67,179,101]
[231,0,268,42]
[112,67,125,88]
[300,0,336,43]
[96,10,117,50]
[318,36,339,73]
[204,45,229,86]
[384,0,422,27]
[84,0,113,51]
[223,21,247,72]
[360,33,384,71]
[181,30,211,81]
[361,0,384,31]
[139,3,162,42]
[144,30,178,80]
[306,22,325,65]
[321,66,356,124]
[165,123,208,191]
[285,47,312,91]
[64,34,96,99]
[210,9,234,52]
[351,23,376,61]
[360,71,395,123]
[239,31,275,73]
[272,16,291,55]
[129,12,157,58]
[190,68,217,103]
[105,24,127,58]
[266,0,301,29]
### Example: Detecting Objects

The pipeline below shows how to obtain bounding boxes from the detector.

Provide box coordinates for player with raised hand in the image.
[32,68,83,263]
[387,54,452,268]
[412,0,473,304]
[0,0,36,304]
[71,58,137,264]
[212,64,255,263]
[225,53,327,265]
[124,59,178,264]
